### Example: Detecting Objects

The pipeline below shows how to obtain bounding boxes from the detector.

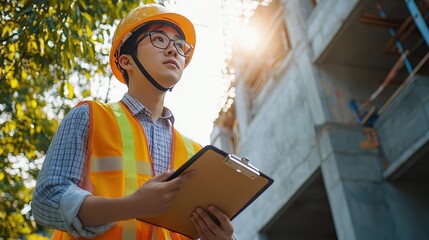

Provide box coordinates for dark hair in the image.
[118,21,185,85]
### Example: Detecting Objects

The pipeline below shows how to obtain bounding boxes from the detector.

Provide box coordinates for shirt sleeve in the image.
[31,104,114,238]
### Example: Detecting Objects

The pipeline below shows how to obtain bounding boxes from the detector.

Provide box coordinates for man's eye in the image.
[155,36,165,42]
[175,42,184,49]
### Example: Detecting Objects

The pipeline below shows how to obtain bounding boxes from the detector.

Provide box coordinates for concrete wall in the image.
[214,2,331,237]
[376,76,429,172]
[306,0,359,62]
[316,63,397,124]
[232,61,322,239]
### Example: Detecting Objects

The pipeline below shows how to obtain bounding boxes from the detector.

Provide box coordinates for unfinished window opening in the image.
[234,0,291,120]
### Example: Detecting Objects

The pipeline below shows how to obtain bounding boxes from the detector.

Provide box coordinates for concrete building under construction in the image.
[211,0,429,239]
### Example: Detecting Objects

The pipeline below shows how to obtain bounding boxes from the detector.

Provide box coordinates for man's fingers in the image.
[195,208,221,232]
[191,207,234,240]
[179,170,197,180]
[190,214,204,239]
[164,170,196,188]
[208,206,234,233]
[143,170,196,198]
[191,210,217,239]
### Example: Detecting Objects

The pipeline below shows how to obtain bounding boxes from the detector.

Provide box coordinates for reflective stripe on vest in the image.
[110,102,137,239]
[110,102,138,196]
[180,133,196,160]
[91,157,153,176]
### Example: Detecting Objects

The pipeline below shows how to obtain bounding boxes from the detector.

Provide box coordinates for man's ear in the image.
[119,55,133,70]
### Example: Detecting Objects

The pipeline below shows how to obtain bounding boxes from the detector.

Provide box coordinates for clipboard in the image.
[138,145,274,239]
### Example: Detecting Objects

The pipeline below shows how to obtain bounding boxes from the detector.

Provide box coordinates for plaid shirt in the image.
[32,93,175,238]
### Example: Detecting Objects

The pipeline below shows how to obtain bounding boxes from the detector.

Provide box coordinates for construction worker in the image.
[32,4,235,240]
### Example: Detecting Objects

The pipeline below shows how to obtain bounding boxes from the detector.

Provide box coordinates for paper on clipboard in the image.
[138,145,274,239]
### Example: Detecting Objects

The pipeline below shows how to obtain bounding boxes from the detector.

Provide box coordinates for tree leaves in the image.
[0,0,151,237]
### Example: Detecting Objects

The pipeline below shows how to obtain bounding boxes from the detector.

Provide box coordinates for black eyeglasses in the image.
[135,31,193,57]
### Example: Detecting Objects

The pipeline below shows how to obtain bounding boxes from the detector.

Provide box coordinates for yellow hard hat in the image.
[110,4,196,84]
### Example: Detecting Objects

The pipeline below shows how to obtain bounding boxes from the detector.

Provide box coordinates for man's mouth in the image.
[164,59,179,69]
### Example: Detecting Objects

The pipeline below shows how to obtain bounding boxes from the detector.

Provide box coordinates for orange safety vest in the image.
[53,101,202,240]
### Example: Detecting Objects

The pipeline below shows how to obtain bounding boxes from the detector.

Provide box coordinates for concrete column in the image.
[319,124,395,240]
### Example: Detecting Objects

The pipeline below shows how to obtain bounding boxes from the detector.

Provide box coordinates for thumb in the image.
[149,170,175,182]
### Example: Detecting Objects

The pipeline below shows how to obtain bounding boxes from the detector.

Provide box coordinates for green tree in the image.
[0,0,158,237]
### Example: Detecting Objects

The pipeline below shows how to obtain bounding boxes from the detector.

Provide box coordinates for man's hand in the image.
[131,170,196,218]
[78,170,196,227]
[191,206,234,240]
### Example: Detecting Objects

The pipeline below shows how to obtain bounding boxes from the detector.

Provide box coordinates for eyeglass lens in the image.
[149,32,192,56]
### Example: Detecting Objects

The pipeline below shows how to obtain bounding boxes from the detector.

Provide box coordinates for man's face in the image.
[134,25,186,89]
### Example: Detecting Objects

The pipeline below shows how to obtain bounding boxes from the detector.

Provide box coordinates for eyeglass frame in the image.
[132,30,193,57]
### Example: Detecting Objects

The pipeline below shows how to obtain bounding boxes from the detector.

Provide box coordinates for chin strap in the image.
[130,53,173,92]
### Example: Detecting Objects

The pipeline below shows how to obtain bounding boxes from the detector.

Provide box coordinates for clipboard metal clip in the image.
[239,156,260,172]
[225,154,260,179]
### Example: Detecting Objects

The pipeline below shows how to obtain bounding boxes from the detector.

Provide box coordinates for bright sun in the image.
[237,26,262,52]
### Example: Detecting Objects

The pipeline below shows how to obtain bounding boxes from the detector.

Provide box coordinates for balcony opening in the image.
[261,170,337,240]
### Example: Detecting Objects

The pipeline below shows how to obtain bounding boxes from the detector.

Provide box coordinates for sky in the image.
[105,0,228,146]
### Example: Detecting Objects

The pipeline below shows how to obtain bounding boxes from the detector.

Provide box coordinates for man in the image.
[32,4,234,240]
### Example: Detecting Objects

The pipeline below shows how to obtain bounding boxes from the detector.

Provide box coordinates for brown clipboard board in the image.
[137,145,274,239]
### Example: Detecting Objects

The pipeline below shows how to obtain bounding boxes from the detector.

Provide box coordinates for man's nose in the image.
[165,40,178,55]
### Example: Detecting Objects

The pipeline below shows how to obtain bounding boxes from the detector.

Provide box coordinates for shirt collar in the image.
[121,93,175,125]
